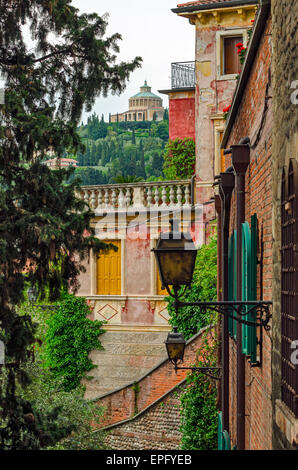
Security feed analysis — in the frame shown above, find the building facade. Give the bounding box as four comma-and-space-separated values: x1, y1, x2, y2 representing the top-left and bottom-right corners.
217, 0, 297, 450
110, 81, 165, 123
172, 0, 257, 205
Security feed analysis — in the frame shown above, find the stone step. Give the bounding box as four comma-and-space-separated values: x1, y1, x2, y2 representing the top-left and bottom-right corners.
89, 354, 163, 368
91, 342, 166, 356
84, 330, 168, 399
99, 331, 168, 345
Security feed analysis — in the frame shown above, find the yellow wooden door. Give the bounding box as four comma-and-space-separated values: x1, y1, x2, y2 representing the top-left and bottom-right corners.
157, 270, 173, 296
97, 240, 121, 295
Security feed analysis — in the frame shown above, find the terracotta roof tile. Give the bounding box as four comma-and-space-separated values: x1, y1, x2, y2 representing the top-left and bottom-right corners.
177, 0, 234, 8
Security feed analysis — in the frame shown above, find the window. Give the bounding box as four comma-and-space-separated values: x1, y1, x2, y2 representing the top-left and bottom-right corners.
222, 36, 242, 75
96, 240, 121, 295
216, 29, 246, 79
281, 160, 298, 417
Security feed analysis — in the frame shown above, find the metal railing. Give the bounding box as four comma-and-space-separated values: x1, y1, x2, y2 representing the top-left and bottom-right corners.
171, 61, 195, 89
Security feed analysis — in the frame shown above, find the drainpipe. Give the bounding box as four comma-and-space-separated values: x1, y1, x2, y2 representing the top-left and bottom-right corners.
219, 170, 235, 434
231, 144, 250, 450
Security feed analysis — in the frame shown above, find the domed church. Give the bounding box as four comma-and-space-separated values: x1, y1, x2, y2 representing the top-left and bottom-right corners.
110, 81, 165, 123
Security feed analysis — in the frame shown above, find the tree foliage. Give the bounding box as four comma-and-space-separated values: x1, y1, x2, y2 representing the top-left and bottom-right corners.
0, 0, 140, 449
163, 138, 195, 180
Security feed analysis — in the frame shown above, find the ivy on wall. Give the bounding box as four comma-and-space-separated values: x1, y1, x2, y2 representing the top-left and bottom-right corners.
163, 138, 195, 181
43, 293, 105, 391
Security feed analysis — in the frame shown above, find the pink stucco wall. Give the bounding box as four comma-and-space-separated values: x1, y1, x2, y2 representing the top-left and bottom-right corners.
195, 26, 238, 196
125, 225, 151, 296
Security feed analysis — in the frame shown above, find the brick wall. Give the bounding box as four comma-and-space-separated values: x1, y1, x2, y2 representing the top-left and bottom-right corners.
271, 0, 298, 449
225, 16, 273, 450
101, 383, 185, 450
93, 326, 213, 429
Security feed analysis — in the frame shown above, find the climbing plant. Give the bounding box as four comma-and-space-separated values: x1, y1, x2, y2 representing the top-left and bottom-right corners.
163, 138, 195, 180
43, 294, 105, 391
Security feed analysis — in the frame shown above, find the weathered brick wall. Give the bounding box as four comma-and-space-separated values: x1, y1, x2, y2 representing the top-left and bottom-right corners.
225, 16, 273, 450
271, 0, 298, 450
93, 326, 213, 429
102, 383, 185, 450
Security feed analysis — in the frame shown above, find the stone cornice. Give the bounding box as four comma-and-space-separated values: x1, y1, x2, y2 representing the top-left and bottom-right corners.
173, 3, 257, 27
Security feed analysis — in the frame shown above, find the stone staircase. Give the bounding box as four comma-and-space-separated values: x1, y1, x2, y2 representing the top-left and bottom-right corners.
83, 330, 169, 399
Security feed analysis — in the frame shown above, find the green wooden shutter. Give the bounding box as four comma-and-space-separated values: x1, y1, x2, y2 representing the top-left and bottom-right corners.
218, 412, 232, 450
233, 230, 237, 339
242, 222, 250, 354
241, 216, 257, 362
218, 412, 223, 450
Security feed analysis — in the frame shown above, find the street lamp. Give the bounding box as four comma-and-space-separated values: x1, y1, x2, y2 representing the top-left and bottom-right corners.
152, 219, 197, 297
154, 219, 272, 372
165, 326, 186, 368
164, 326, 221, 380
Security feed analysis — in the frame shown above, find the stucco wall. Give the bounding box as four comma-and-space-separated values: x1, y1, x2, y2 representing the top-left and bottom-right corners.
169, 94, 196, 141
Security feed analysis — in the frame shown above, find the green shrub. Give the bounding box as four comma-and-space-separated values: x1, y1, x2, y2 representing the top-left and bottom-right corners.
18, 362, 105, 450
43, 293, 105, 391
180, 369, 218, 450
163, 138, 195, 180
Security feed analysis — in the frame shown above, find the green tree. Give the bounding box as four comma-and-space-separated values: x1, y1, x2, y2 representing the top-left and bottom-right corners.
0, 0, 141, 450
156, 120, 169, 141
163, 138, 195, 180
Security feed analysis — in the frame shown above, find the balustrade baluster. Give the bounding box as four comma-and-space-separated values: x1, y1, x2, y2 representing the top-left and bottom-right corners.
147, 186, 152, 207
177, 185, 182, 207
184, 184, 190, 206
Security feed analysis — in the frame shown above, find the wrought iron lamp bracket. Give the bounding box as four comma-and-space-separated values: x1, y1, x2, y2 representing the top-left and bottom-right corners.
167, 291, 272, 331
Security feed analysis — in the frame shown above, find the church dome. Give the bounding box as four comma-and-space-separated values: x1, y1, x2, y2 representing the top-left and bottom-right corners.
130, 81, 162, 100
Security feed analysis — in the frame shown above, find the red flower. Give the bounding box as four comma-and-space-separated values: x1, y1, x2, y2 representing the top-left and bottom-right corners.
251, 19, 255, 23
223, 105, 231, 113
235, 42, 243, 48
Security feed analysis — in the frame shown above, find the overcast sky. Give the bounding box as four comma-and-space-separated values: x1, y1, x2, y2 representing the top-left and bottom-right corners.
71, 0, 195, 123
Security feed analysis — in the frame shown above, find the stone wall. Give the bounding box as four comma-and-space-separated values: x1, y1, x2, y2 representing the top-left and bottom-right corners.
271, 0, 298, 450
101, 382, 185, 450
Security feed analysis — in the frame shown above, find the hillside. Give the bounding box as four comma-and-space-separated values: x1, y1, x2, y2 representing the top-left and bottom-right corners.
68, 113, 169, 185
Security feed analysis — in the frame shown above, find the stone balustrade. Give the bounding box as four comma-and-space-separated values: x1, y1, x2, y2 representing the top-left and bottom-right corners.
77, 179, 193, 212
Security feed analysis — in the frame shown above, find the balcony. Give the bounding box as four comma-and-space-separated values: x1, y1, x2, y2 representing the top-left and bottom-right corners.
77, 179, 193, 214
171, 62, 195, 89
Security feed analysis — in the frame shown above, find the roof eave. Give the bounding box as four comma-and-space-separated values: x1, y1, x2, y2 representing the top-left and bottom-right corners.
172, 0, 259, 15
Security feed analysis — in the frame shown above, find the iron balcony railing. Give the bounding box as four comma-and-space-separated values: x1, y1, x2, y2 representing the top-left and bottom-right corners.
171, 61, 195, 89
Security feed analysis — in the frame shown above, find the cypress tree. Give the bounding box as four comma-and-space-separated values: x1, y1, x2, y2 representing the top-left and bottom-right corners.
0, 0, 141, 449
